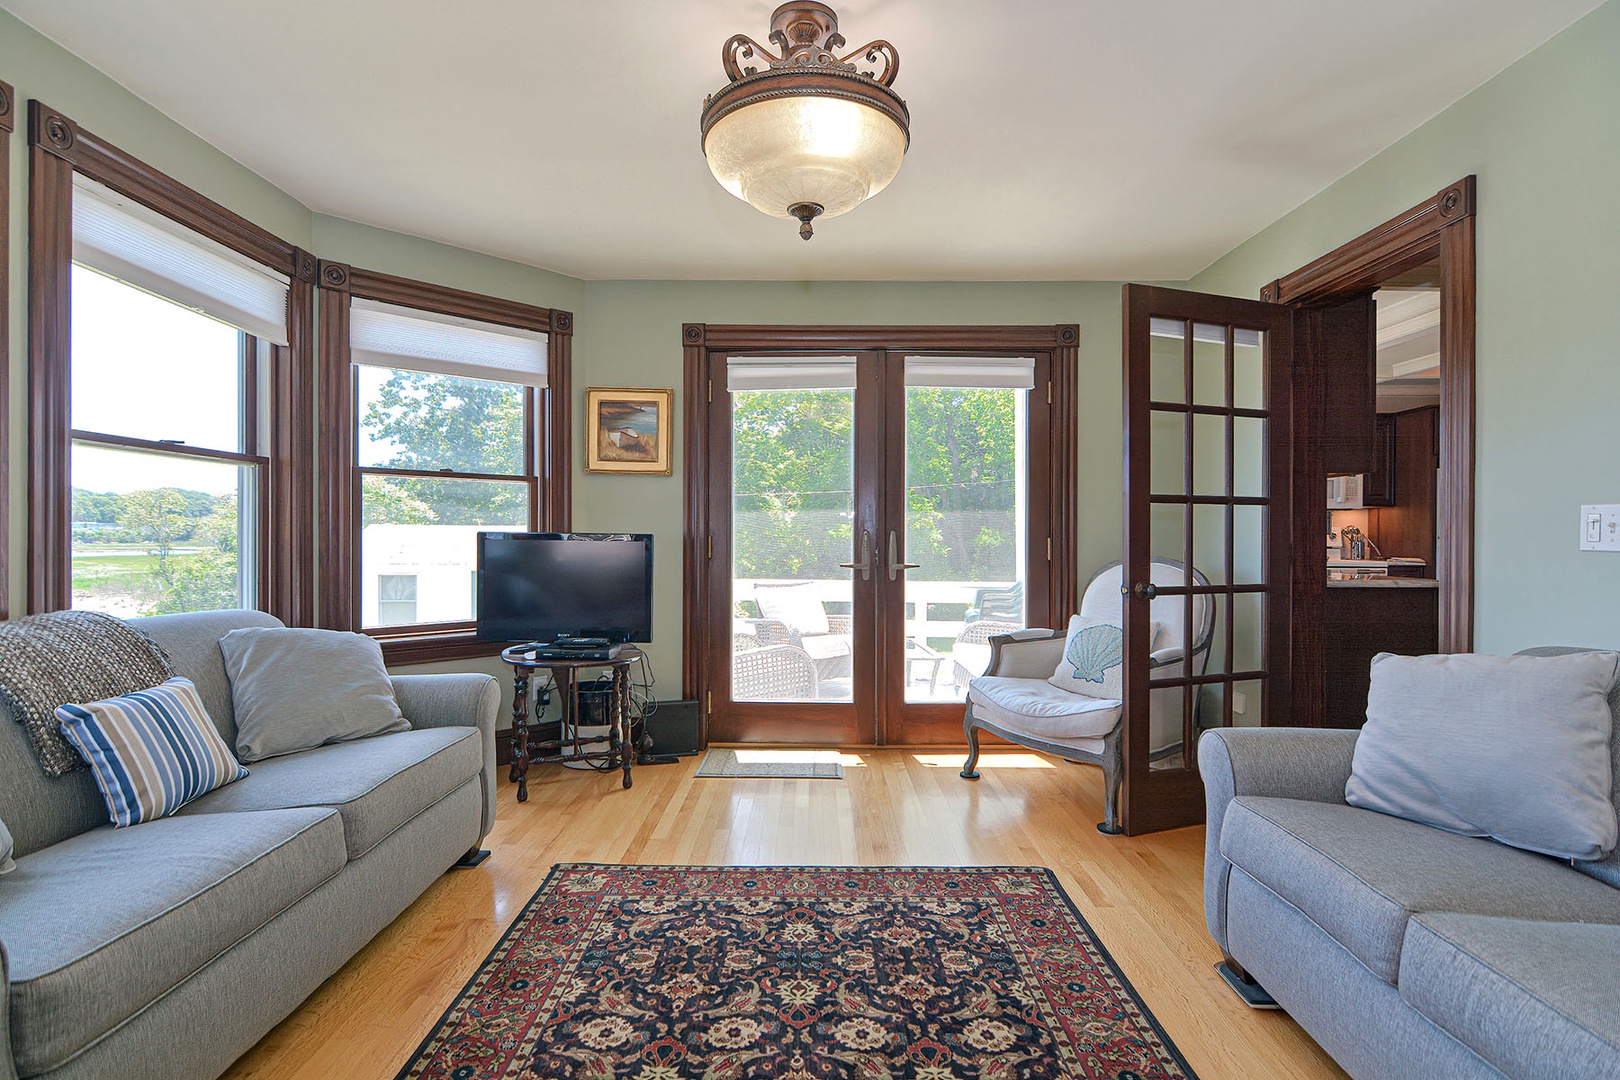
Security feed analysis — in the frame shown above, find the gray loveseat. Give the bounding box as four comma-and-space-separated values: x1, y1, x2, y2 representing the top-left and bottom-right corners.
1200, 651, 1620, 1080
0, 609, 500, 1080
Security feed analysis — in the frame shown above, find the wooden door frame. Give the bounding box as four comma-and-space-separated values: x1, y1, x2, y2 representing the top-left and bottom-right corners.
682, 323, 1079, 745
1262, 175, 1476, 654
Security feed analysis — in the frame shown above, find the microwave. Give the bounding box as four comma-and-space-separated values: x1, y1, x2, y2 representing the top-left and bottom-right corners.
1327, 475, 1365, 509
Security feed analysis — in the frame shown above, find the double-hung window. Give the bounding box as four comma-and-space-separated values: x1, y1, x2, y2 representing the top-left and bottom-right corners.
320, 267, 572, 660
66, 177, 283, 617
28, 103, 313, 620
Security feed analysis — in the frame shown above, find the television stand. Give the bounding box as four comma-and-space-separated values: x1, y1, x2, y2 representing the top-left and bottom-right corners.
502, 644, 644, 799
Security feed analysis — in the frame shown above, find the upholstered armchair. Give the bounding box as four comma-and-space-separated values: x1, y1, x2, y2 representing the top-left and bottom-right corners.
960, 559, 1213, 834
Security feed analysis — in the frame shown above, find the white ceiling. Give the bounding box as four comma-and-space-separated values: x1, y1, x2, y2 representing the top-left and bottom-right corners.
3, 1, 1602, 281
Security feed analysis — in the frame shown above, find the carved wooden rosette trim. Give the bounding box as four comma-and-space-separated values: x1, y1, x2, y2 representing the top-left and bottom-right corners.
683, 324, 707, 346
551, 310, 574, 335
292, 248, 319, 284
29, 102, 79, 158
318, 260, 351, 292
0, 78, 14, 134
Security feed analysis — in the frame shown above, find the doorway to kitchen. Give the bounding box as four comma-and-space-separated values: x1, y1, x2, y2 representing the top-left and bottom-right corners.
682, 324, 1078, 746
1266, 175, 1476, 726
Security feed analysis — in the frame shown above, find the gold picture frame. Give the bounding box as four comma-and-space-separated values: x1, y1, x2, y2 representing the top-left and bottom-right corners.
584, 387, 674, 475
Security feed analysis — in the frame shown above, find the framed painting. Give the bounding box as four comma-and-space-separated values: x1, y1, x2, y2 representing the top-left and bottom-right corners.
584, 387, 674, 475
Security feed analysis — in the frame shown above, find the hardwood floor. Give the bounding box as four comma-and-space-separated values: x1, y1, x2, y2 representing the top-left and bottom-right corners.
222, 749, 1346, 1080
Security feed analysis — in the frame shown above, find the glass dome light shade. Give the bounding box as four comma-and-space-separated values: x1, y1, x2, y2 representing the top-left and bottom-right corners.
703, 94, 907, 221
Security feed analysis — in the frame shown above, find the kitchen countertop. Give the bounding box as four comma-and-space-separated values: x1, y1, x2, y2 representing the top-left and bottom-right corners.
1326, 578, 1439, 589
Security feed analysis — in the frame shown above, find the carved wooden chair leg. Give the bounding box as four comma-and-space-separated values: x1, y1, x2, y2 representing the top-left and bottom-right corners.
1096, 726, 1124, 835
960, 708, 982, 780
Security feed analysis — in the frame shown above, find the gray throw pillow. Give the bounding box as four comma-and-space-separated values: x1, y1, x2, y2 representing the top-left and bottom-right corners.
219, 628, 409, 763
0, 814, 14, 874
1346, 651, 1620, 861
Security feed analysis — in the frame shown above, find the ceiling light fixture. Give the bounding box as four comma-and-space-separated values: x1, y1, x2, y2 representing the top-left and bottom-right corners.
700, 3, 909, 240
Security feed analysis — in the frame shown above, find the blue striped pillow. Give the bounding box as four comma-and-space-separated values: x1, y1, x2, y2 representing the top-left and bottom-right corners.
56, 677, 247, 827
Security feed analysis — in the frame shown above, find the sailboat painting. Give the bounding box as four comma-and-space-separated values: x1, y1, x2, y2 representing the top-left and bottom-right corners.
585, 387, 673, 474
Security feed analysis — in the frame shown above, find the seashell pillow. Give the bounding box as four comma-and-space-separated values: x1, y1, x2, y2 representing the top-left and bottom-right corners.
1048, 614, 1162, 702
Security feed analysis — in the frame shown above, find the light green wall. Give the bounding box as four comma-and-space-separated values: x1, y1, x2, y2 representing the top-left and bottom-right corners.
571, 280, 1132, 678
1191, 0, 1620, 653
311, 215, 583, 312
0, 11, 582, 634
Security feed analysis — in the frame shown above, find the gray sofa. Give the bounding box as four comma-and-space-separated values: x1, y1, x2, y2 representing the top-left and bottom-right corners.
0, 609, 500, 1080
1200, 658, 1620, 1080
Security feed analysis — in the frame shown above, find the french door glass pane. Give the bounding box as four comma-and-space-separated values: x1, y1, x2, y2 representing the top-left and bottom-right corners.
903, 384, 1028, 703
731, 388, 855, 703
359, 475, 527, 628
71, 443, 253, 617
70, 264, 243, 452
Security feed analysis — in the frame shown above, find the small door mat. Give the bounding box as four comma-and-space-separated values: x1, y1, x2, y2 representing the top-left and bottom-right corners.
695, 747, 844, 779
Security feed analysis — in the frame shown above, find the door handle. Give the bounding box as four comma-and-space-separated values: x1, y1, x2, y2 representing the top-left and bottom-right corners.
839, 529, 872, 581
888, 530, 920, 581
1128, 581, 1158, 601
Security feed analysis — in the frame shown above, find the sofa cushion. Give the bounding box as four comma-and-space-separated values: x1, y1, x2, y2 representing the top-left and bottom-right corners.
177, 726, 482, 859
1400, 914, 1620, 1080
219, 627, 410, 763
0, 807, 344, 1076
1347, 651, 1620, 861
1220, 796, 1620, 985
55, 676, 247, 826
0, 812, 13, 873
969, 675, 1122, 742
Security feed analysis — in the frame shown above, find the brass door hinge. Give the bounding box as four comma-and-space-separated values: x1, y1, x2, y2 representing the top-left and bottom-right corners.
1046, 536, 1052, 561
706, 536, 712, 559
708, 379, 712, 403
1047, 381, 1053, 404
705, 691, 712, 714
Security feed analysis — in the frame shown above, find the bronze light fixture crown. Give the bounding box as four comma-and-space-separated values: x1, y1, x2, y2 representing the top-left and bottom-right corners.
700, 3, 910, 240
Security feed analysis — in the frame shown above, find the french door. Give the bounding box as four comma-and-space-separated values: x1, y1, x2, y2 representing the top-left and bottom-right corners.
684, 325, 1078, 746
1118, 286, 1296, 834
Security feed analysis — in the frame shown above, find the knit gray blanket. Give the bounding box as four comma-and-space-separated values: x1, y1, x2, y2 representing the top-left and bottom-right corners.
0, 610, 173, 776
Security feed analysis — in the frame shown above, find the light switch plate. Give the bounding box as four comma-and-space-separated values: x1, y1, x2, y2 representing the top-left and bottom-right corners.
1579, 504, 1620, 551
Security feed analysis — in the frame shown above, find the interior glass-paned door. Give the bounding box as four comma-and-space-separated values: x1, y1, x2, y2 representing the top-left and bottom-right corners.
1122, 285, 1293, 835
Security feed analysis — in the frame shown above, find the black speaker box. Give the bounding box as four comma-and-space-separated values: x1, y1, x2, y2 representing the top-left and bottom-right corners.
644, 699, 702, 756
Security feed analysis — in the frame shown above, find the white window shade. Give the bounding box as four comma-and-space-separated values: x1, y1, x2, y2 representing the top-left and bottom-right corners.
904, 356, 1035, 389
349, 298, 549, 388
727, 357, 858, 392
71, 175, 291, 346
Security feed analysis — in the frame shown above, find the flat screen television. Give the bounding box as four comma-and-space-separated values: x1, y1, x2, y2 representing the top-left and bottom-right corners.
476, 532, 653, 644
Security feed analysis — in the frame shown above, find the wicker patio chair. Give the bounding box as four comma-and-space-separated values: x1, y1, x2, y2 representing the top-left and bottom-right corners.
731, 644, 821, 701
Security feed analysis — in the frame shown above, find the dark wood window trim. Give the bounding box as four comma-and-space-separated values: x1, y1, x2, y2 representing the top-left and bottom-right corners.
25, 100, 316, 619
0, 77, 14, 621
680, 323, 1080, 708
316, 261, 573, 665
1262, 175, 1475, 652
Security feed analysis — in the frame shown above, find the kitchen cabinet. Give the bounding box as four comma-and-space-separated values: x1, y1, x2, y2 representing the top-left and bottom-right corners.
1361, 414, 1396, 507
1369, 406, 1439, 568
1312, 295, 1379, 477
1323, 581, 1439, 728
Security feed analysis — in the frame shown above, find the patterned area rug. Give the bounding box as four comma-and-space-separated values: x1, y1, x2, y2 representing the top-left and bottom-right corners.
397, 864, 1198, 1079
695, 748, 844, 779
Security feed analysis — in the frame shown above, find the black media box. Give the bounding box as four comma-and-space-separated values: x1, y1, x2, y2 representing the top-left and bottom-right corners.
644, 699, 702, 756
